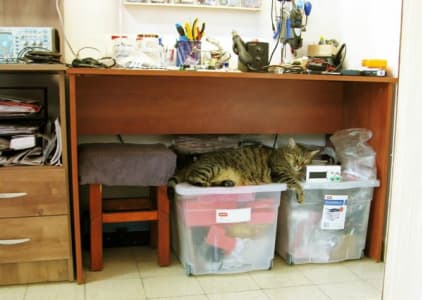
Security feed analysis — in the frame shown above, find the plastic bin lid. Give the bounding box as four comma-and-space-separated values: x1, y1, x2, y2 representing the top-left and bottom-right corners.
301, 179, 380, 190
175, 183, 287, 195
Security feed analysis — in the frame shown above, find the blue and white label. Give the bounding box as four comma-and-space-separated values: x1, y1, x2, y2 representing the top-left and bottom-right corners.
320, 195, 348, 230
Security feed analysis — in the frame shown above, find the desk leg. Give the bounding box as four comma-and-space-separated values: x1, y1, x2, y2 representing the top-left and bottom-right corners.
157, 186, 171, 266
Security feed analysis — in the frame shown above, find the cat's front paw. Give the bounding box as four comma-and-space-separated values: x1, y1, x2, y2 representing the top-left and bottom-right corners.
296, 190, 305, 204
222, 180, 235, 187
188, 177, 210, 187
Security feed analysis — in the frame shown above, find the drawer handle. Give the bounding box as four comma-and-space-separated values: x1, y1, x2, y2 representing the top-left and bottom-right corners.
0, 238, 31, 245
0, 192, 27, 199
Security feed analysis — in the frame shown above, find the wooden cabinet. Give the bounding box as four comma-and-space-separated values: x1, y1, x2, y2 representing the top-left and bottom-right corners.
0, 65, 73, 285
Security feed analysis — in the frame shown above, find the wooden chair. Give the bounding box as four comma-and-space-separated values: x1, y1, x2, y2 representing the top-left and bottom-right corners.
78, 143, 177, 271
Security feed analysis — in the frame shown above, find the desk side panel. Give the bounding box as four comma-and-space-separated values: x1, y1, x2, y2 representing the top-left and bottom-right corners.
75, 75, 344, 135
343, 82, 395, 261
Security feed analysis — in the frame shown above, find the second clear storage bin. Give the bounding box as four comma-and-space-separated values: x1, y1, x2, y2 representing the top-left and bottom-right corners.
173, 183, 286, 275
276, 179, 379, 264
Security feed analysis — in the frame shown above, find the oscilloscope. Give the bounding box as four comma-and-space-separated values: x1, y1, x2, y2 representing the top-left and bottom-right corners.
0, 27, 59, 63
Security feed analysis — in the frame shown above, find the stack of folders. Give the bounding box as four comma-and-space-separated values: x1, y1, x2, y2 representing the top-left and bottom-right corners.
0, 95, 62, 166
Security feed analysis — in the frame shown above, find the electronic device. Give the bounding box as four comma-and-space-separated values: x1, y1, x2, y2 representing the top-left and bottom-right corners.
232, 31, 268, 72
306, 165, 341, 183
307, 43, 346, 72
0, 27, 59, 63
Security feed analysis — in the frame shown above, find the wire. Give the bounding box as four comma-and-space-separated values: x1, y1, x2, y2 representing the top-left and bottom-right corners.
267, 64, 305, 74
55, 0, 77, 58
272, 134, 279, 149
271, 0, 275, 32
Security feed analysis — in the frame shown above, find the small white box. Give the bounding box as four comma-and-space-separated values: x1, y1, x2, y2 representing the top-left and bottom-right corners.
306, 165, 341, 183
173, 183, 286, 275
276, 179, 379, 264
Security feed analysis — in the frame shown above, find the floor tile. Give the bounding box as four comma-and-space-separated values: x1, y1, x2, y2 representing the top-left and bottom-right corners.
250, 263, 311, 289
137, 259, 186, 278
343, 258, 385, 280
85, 259, 140, 282
153, 296, 208, 300
1, 246, 385, 300
142, 275, 204, 298
103, 246, 149, 261
25, 282, 84, 300
366, 278, 384, 292
85, 278, 145, 300
263, 285, 330, 300
0, 284, 27, 300
207, 290, 271, 300
318, 280, 382, 300
296, 263, 361, 284
197, 273, 260, 294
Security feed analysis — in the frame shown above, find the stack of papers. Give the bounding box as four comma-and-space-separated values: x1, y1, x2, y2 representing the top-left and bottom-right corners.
0, 118, 62, 166
0, 95, 41, 117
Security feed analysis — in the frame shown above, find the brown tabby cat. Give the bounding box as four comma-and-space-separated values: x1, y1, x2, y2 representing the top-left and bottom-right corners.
169, 138, 319, 203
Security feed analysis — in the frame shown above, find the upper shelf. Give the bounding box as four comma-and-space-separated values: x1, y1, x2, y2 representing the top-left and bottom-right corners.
0, 64, 67, 73
123, 1, 262, 11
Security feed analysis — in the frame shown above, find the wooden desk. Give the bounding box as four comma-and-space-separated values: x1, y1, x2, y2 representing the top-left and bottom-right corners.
68, 68, 397, 283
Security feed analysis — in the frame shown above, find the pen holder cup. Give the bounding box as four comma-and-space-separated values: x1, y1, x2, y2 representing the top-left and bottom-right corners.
176, 41, 201, 66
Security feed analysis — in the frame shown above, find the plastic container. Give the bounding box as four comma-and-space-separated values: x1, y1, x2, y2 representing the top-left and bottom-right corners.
173, 183, 286, 275
133, 34, 164, 68
276, 179, 379, 264
241, 0, 262, 8
175, 40, 201, 66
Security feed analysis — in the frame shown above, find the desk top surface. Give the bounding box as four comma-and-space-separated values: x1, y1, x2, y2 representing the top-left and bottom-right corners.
67, 67, 398, 84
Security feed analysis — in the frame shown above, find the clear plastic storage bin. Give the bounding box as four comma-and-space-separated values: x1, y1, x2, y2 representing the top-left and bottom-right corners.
276, 180, 379, 264
173, 183, 286, 275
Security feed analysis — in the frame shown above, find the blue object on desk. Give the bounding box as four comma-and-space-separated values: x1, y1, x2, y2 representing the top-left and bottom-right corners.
176, 40, 201, 67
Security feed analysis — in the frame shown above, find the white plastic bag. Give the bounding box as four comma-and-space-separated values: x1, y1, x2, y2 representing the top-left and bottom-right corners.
330, 128, 376, 180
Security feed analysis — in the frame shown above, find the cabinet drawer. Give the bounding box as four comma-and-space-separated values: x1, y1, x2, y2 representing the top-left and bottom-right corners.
0, 167, 68, 217
0, 215, 71, 264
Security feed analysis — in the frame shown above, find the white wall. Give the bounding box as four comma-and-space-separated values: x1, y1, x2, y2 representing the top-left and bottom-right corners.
63, 0, 402, 75
383, 0, 422, 298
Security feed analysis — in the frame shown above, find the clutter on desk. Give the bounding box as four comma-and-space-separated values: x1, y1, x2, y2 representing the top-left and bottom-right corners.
232, 31, 269, 72
175, 18, 205, 67
271, 0, 312, 62
111, 33, 165, 69
306, 38, 346, 73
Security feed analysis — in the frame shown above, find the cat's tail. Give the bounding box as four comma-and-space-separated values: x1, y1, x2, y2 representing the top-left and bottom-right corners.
167, 174, 181, 201
167, 175, 179, 189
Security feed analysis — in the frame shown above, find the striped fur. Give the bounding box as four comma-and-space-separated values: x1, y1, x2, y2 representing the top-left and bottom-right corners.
169, 138, 319, 203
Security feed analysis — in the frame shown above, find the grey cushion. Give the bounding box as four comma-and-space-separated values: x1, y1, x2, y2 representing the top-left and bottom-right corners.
78, 143, 177, 186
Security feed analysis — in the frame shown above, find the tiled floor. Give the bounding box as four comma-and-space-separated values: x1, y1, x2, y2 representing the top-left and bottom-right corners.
0, 246, 384, 300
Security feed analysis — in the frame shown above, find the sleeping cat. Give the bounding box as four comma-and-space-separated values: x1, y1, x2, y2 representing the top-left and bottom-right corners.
168, 137, 319, 203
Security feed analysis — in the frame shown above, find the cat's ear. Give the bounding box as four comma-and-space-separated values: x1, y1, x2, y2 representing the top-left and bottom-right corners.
309, 149, 320, 159
287, 137, 296, 149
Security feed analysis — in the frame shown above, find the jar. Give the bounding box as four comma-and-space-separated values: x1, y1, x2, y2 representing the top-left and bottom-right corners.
111, 35, 133, 58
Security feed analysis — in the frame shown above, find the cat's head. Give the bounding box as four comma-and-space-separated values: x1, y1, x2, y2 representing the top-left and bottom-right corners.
274, 138, 320, 173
